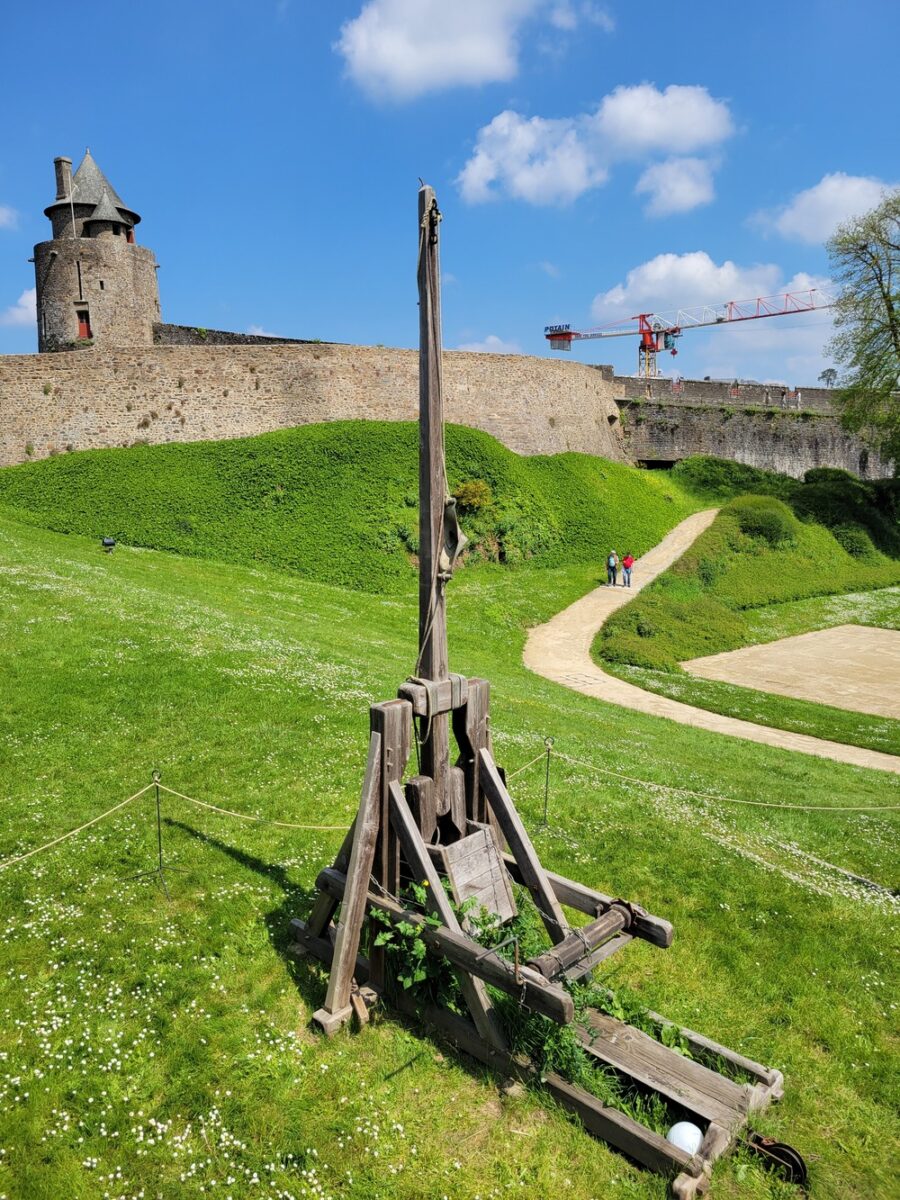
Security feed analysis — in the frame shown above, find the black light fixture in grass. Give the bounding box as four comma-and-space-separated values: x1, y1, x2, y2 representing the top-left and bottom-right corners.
102, 537, 116, 553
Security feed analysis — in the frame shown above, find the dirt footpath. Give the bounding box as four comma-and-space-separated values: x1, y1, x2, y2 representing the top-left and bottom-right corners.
523, 510, 900, 775
684, 624, 900, 720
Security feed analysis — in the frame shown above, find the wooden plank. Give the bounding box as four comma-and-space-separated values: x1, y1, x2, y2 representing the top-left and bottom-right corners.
398, 676, 468, 717
388, 781, 507, 1050
580, 1010, 749, 1127
561, 934, 633, 981
313, 731, 382, 1033
405, 775, 437, 845
315, 865, 574, 1025
479, 748, 568, 944
644, 1010, 783, 1095
370, 698, 411, 902
305, 818, 357, 938
441, 827, 516, 925
452, 677, 492, 826
542, 1072, 694, 1177
501, 852, 673, 949
387, 989, 691, 1178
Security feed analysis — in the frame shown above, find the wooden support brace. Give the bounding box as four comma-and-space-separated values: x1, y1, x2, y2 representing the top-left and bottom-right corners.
305, 818, 357, 940
314, 866, 574, 1025
388, 780, 507, 1051
478, 748, 568, 944
312, 730, 382, 1035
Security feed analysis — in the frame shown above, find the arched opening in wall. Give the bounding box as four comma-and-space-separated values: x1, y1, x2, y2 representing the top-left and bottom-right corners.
636, 458, 678, 471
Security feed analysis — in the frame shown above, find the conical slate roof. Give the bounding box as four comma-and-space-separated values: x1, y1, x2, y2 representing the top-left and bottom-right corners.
46, 149, 141, 225
84, 186, 133, 227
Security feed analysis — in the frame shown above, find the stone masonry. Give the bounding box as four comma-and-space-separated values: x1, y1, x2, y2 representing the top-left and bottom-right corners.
0, 343, 627, 467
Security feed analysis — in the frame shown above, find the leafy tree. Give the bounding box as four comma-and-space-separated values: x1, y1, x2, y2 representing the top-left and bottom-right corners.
818, 367, 838, 388
826, 190, 900, 467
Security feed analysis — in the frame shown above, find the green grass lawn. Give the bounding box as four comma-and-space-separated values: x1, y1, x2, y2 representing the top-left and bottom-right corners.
607, 588, 900, 756
1, 510, 898, 1200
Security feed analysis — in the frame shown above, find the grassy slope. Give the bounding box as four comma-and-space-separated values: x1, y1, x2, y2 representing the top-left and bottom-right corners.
0, 422, 697, 592
1, 510, 898, 1200
595, 486, 900, 754
611, 588, 900, 756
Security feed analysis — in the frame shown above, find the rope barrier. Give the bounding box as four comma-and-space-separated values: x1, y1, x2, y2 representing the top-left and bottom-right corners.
553, 750, 900, 813
505, 751, 547, 781
155, 784, 348, 831
0, 782, 155, 872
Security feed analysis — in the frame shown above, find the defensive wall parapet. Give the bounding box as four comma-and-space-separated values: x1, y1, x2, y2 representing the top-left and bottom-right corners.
611, 373, 836, 415
0, 342, 626, 468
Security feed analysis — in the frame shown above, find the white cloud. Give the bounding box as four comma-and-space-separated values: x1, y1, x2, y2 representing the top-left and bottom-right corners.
336, 0, 540, 100
457, 83, 733, 206
457, 334, 522, 354
458, 110, 608, 204
0, 288, 35, 327
538, 260, 561, 278
549, 2, 615, 32
247, 324, 281, 337
593, 84, 733, 156
0, 205, 18, 230
765, 172, 896, 244
635, 157, 715, 217
592, 254, 835, 383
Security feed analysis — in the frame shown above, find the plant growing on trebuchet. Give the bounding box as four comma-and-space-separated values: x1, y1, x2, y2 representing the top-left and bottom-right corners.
288, 184, 796, 1200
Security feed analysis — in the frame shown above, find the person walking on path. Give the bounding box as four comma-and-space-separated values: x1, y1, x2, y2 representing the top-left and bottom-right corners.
606, 551, 619, 587
622, 553, 635, 587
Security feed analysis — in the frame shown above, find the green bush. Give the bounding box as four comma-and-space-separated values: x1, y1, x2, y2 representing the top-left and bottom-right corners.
832, 524, 876, 558
672, 455, 797, 502
724, 495, 799, 546
453, 478, 493, 512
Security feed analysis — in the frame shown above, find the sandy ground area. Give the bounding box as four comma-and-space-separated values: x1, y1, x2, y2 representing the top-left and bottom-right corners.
683, 624, 900, 719
524, 510, 900, 775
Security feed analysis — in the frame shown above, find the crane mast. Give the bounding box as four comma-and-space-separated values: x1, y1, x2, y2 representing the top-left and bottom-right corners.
545, 287, 835, 378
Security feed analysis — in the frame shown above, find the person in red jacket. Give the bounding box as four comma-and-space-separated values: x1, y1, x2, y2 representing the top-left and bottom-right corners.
621, 553, 635, 587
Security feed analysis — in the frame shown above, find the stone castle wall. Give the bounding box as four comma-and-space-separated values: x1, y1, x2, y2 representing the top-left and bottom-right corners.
619, 400, 891, 479
0, 343, 626, 468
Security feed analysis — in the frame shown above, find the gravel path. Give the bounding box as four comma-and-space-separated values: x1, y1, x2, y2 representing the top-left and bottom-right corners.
523, 509, 900, 776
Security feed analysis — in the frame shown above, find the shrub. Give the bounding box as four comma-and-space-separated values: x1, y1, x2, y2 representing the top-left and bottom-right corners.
453, 478, 493, 513
725, 495, 799, 546
833, 524, 876, 558
672, 455, 797, 502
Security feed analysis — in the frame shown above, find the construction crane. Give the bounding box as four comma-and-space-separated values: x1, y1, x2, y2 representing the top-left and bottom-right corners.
544, 287, 836, 378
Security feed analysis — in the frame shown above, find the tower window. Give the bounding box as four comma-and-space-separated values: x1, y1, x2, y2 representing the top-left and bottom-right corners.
77, 311, 92, 339
99, 280, 105, 290
113, 224, 121, 236
126, 228, 135, 244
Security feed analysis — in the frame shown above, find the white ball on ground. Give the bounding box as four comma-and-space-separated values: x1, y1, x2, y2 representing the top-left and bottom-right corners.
666, 1121, 704, 1155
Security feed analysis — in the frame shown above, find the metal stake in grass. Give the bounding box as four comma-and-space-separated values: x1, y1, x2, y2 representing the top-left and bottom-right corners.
541, 736, 555, 827
130, 769, 184, 898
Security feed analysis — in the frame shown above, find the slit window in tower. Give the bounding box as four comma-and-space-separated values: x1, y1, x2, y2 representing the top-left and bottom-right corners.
126, 228, 135, 244
77, 311, 92, 339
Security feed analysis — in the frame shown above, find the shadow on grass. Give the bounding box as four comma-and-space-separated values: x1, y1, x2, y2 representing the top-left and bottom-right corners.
164, 817, 326, 1012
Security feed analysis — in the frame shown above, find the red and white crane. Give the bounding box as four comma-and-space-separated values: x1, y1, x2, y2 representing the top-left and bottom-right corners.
544, 287, 835, 378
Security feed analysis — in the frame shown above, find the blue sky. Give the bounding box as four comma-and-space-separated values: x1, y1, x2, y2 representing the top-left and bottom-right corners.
2, 0, 897, 384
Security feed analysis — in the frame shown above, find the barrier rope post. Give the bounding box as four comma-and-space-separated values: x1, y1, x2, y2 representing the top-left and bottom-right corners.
541, 736, 555, 828
130, 770, 184, 898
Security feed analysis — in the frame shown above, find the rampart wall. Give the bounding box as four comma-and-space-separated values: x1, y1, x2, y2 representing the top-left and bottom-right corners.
0, 343, 626, 468
618, 400, 891, 479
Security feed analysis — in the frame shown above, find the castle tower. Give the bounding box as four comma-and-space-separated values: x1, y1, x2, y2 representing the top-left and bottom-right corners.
33, 150, 162, 352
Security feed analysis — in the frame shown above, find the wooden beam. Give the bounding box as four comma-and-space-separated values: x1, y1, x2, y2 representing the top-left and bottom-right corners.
452, 677, 492, 826
479, 748, 568, 944
315, 866, 574, 1025
388, 781, 507, 1050
416, 184, 451, 810
501, 852, 673, 950
386, 992, 694, 1178
312, 730, 382, 1035
305, 817, 357, 939
561, 934, 633, 981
